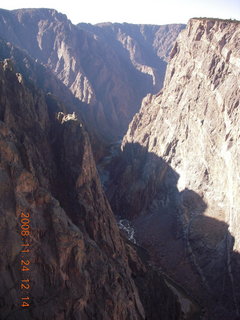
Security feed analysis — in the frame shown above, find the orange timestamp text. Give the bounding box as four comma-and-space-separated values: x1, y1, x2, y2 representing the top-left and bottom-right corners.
19, 211, 31, 308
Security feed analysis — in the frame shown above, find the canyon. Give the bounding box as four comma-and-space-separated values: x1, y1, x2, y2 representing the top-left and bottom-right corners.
0, 57, 181, 319
0, 8, 185, 320
0, 7, 239, 320
108, 18, 240, 320
0, 8, 184, 145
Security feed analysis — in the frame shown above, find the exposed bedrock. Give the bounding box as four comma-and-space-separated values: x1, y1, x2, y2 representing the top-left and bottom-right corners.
107, 19, 240, 320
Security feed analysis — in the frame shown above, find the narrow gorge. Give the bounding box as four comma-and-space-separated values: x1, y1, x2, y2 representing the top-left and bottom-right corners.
0, 55, 181, 320
0, 7, 239, 320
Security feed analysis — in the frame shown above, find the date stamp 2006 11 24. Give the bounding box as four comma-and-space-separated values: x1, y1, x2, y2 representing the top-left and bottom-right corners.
19, 212, 31, 308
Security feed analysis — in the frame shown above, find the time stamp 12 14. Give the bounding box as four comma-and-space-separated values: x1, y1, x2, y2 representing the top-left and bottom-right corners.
19, 212, 31, 308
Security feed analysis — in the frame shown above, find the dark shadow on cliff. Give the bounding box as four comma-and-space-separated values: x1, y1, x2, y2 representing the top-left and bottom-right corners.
104, 142, 240, 320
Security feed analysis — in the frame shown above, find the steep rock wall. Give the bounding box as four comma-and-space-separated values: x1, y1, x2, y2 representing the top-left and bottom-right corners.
123, 18, 240, 251
78, 22, 185, 91
0, 59, 181, 319
110, 19, 240, 319
0, 8, 184, 142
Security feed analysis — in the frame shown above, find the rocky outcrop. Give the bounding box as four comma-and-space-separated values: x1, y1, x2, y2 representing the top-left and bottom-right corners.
109, 19, 240, 319
0, 8, 184, 142
0, 59, 182, 319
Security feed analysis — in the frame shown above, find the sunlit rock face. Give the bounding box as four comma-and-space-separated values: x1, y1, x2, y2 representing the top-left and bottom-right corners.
124, 18, 240, 251
110, 19, 240, 319
0, 8, 184, 142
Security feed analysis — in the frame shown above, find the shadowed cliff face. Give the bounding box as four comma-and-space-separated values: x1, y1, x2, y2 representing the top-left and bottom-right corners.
0, 59, 183, 319
107, 18, 240, 319
107, 142, 240, 319
0, 8, 184, 142
121, 17, 240, 250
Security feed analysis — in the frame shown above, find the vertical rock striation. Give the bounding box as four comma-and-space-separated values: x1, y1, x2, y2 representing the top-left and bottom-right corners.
77, 22, 185, 91
110, 19, 240, 319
